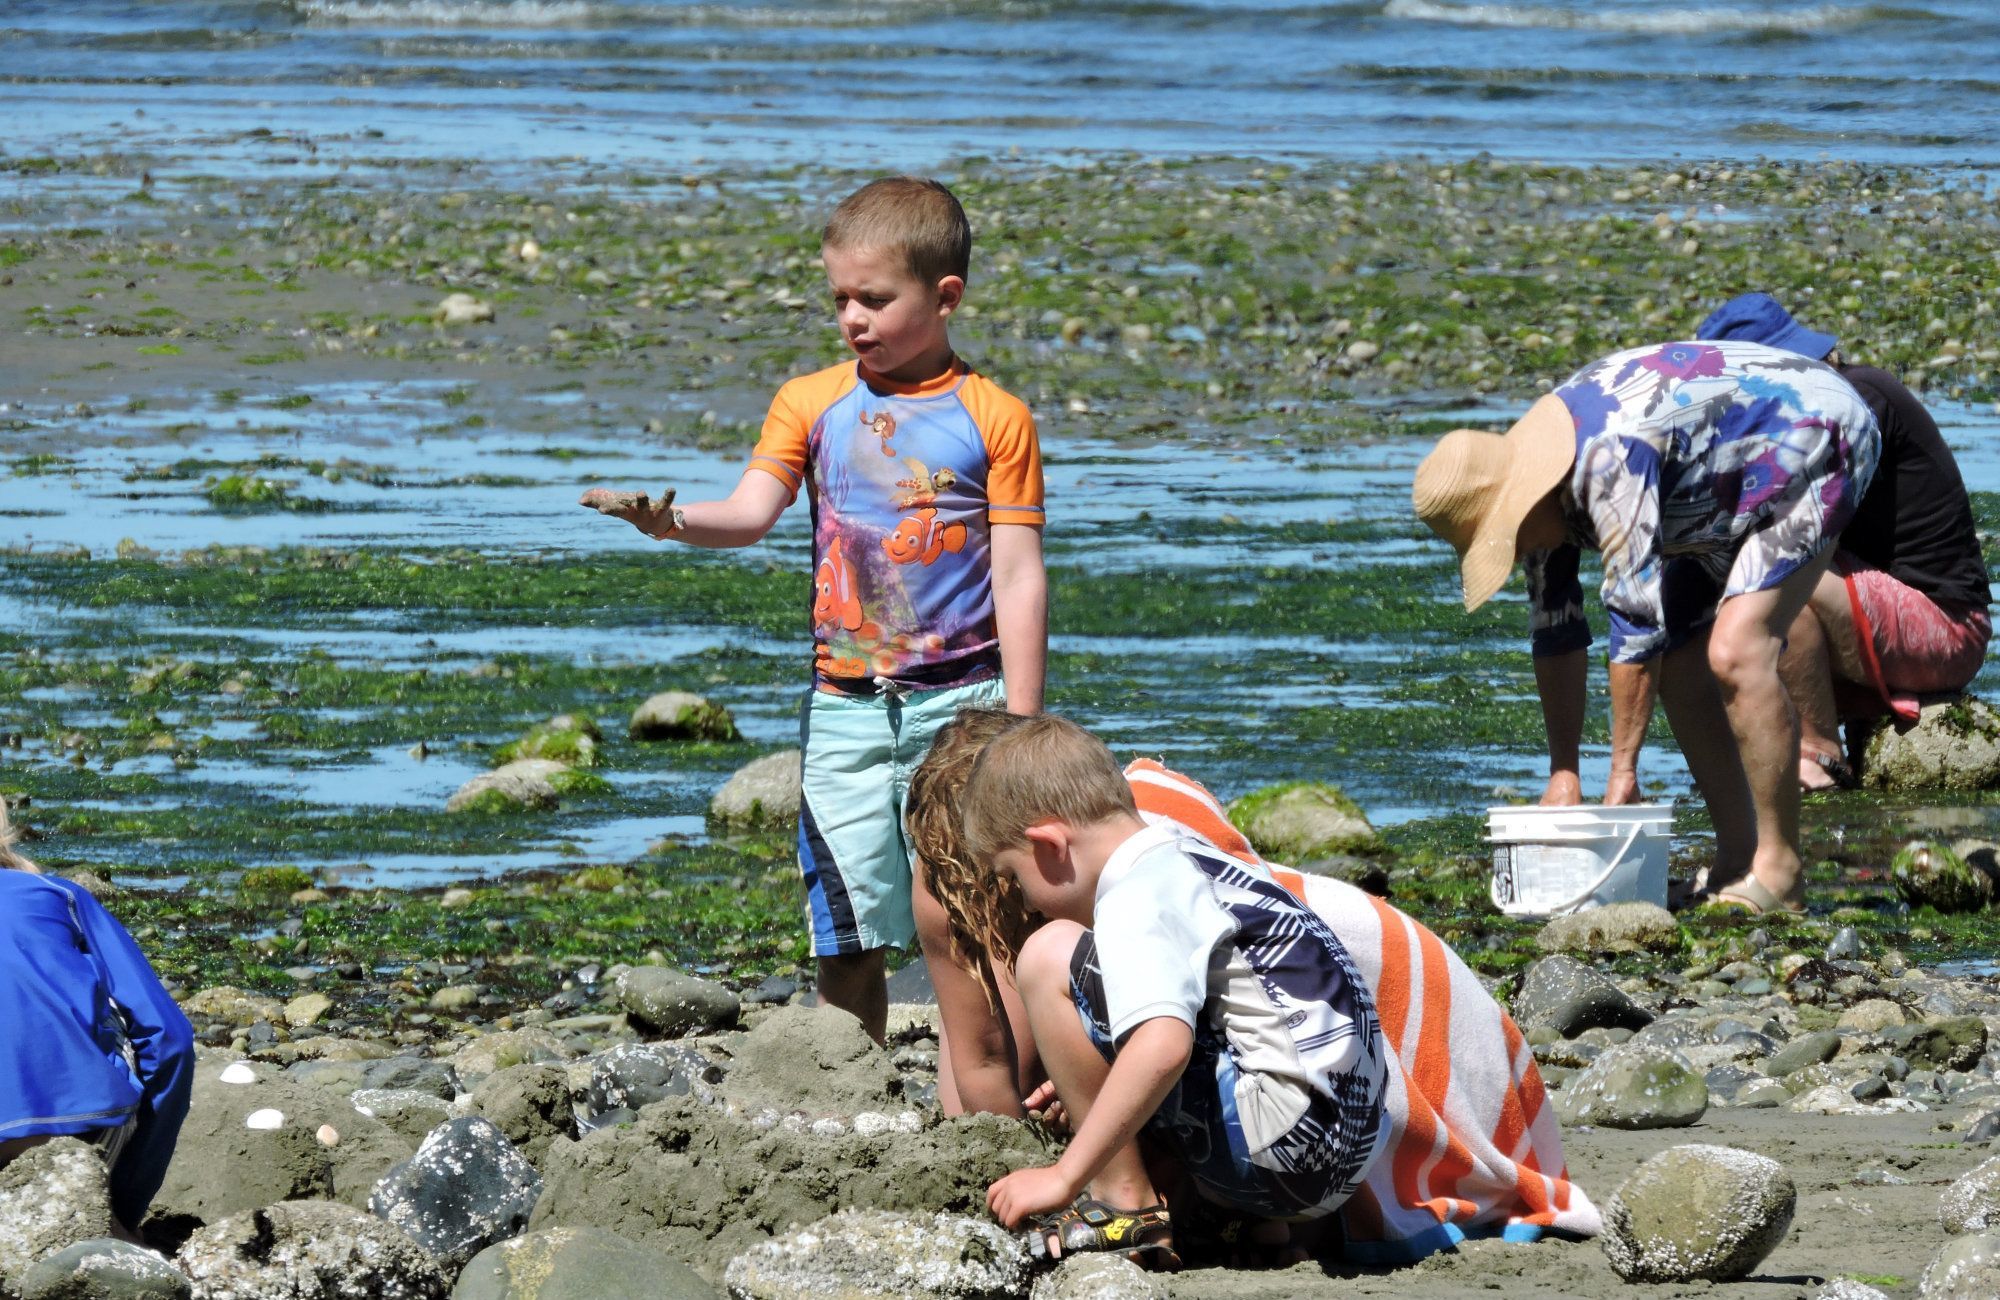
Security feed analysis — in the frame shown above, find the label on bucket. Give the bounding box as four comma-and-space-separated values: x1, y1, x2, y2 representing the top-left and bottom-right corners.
1494, 842, 1621, 910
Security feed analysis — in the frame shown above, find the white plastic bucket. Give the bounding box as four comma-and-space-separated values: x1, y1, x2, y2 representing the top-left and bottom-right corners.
1486, 803, 1674, 918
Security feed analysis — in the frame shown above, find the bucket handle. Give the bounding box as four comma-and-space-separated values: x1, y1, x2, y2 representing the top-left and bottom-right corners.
1489, 820, 1649, 917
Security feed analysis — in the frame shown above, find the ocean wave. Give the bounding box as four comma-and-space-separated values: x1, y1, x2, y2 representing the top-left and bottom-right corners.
1380, 0, 1932, 36
293, 0, 905, 27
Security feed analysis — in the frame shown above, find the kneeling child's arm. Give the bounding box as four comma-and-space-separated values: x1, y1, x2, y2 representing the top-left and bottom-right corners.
986, 1016, 1192, 1226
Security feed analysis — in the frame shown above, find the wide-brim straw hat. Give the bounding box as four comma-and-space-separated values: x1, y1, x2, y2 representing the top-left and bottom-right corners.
1411, 393, 1577, 612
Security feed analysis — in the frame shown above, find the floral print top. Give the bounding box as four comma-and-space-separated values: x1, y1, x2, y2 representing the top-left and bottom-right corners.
1524, 340, 1880, 664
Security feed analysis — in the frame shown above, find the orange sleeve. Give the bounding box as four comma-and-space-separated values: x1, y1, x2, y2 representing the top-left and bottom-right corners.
747, 365, 854, 502
963, 375, 1045, 526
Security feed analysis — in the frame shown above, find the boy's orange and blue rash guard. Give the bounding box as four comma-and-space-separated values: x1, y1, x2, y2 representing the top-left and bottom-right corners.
748, 358, 1044, 690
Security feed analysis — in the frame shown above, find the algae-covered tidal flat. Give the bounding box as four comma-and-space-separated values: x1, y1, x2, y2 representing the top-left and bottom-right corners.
4, 154, 2000, 1004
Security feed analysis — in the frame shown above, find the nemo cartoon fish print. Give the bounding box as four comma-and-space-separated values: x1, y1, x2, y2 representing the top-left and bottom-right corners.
862, 409, 898, 457
813, 538, 880, 643
882, 508, 967, 567
892, 458, 959, 509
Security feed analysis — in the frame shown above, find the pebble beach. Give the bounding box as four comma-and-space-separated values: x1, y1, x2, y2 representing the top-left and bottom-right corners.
7, 1, 2000, 1297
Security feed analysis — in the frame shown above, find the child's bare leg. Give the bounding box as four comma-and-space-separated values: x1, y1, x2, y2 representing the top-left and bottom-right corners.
915, 870, 1022, 1117
817, 948, 888, 1044
1016, 921, 1159, 1216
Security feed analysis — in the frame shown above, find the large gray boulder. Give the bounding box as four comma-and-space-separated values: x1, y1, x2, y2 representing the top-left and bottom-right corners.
614, 966, 740, 1038
451, 1227, 718, 1300
629, 692, 738, 742
1536, 902, 1681, 955
1601, 1144, 1795, 1283
1942, 1153, 2000, 1234
1922, 1233, 2000, 1298
18, 1239, 189, 1300
722, 1210, 1029, 1300
1555, 1042, 1708, 1130
1512, 954, 1653, 1037
177, 1201, 447, 1300
1226, 781, 1377, 858
0, 1140, 116, 1293
1861, 695, 2000, 791
708, 751, 801, 832
370, 1117, 544, 1270
151, 1064, 411, 1228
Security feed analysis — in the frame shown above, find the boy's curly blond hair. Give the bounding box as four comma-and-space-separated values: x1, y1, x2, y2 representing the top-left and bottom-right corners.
906, 707, 1035, 987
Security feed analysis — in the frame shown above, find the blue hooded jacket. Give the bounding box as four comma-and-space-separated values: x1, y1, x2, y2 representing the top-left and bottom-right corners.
0, 870, 194, 1227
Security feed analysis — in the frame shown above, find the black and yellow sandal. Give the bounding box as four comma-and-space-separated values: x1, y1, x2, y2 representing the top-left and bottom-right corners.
1030, 1197, 1179, 1269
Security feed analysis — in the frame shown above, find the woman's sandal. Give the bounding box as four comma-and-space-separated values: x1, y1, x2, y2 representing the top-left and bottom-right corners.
1030, 1198, 1179, 1270
1705, 875, 1805, 916
1801, 746, 1858, 792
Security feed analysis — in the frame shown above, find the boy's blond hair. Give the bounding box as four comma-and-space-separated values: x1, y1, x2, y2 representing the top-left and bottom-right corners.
906, 707, 1033, 985
960, 715, 1136, 870
823, 177, 972, 285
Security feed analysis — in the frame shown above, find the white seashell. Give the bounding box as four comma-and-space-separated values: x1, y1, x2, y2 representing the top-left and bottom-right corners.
245, 1108, 285, 1131
316, 1124, 340, 1147
218, 1062, 258, 1085
518, 238, 541, 262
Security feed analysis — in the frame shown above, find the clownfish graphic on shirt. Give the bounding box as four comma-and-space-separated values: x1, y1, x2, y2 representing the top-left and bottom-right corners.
746, 359, 1043, 688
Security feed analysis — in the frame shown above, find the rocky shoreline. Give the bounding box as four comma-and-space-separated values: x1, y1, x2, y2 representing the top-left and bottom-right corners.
8, 893, 2000, 1298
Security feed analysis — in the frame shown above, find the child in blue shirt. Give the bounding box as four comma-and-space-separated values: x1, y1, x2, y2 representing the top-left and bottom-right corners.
0, 802, 194, 1234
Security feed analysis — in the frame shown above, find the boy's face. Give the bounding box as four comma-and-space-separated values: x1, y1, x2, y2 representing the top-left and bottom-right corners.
993, 825, 1091, 924
822, 243, 961, 382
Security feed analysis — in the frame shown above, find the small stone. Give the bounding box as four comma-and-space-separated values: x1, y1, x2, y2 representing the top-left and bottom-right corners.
1763, 1030, 1843, 1077
1555, 1042, 1708, 1130
1030, 1252, 1168, 1300
431, 984, 483, 1012
1839, 998, 1912, 1033
614, 965, 740, 1037
453, 1227, 719, 1300
446, 760, 574, 814
1600, 1143, 1795, 1283
723, 1209, 1028, 1300
285, 992, 334, 1028
18, 1238, 189, 1300
1536, 902, 1681, 955
1891, 840, 1992, 914
1513, 954, 1653, 1037
434, 292, 495, 325
1827, 926, 1863, 961
1967, 1110, 2000, 1144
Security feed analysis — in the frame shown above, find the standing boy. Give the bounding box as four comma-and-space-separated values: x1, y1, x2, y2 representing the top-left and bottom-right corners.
962, 716, 1386, 1262
584, 177, 1046, 1041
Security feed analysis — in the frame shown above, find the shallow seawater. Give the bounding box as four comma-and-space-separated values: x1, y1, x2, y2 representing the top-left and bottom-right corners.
5, 375, 1999, 890
4, 0, 1999, 174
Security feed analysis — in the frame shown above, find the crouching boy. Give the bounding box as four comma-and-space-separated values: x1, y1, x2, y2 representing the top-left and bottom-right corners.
965, 717, 1387, 1264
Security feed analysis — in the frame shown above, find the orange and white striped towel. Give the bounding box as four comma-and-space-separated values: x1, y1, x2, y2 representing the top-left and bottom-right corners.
1125, 759, 1601, 1261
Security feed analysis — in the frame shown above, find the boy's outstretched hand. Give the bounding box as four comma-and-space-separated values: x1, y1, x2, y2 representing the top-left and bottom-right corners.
988, 1163, 1079, 1229
580, 486, 677, 538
